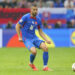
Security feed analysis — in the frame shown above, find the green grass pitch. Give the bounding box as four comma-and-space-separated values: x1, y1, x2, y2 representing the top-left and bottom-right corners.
0, 48, 75, 75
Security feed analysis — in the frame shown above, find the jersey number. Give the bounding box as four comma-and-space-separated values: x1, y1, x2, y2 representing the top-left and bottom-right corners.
30, 25, 33, 30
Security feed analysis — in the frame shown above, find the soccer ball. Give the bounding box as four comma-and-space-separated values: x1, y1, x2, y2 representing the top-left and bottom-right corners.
72, 63, 75, 71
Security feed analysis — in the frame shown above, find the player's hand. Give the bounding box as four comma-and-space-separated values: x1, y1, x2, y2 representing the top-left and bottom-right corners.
19, 37, 23, 42
46, 40, 51, 44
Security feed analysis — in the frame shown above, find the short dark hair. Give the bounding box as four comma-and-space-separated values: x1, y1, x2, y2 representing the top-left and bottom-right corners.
31, 4, 37, 7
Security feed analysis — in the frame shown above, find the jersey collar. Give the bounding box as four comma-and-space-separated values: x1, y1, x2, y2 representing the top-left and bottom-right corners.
30, 16, 36, 20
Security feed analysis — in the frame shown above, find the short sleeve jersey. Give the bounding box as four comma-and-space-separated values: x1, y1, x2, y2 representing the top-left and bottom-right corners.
18, 13, 42, 39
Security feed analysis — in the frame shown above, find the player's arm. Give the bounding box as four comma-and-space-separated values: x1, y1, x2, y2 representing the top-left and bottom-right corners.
38, 17, 51, 44
16, 15, 27, 42
38, 29, 51, 44
15, 23, 22, 42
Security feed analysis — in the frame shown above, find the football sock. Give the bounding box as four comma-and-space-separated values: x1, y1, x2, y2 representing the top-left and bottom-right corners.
43, 52, 49, 67
30, 54, 36, 64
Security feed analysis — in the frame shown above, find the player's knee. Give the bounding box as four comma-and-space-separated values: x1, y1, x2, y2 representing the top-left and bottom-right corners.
40, 43, 48, 52
30, 47, 37, 55
31, 49, 37, 55
43, 46, 48, 52
32, 51, 37, 55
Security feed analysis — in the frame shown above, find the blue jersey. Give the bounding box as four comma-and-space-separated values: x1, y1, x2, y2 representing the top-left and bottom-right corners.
18, 13, 42, 39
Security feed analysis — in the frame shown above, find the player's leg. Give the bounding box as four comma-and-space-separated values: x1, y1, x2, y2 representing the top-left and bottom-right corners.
30, 47, 37, 64
40, 42, 52, 71
33, 39, 49, 70
29, 47, 38, 71
40, 42, 49, 69
23, 39, 36, 64
23, 39, 38, 71
33, 39, 48, 67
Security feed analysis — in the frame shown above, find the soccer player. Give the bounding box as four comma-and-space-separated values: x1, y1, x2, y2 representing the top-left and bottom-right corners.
16, 4, 51, 71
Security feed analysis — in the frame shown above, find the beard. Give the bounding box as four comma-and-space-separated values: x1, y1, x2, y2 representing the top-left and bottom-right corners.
32, 13, 37, 17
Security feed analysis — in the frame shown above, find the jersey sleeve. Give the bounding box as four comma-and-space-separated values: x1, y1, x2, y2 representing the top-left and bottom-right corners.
18, 15, 27, 26
37, 18, 43, 29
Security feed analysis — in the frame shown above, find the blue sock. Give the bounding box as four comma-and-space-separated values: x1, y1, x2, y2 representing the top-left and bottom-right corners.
43, 52, 49, 66
30, 54, 35, 64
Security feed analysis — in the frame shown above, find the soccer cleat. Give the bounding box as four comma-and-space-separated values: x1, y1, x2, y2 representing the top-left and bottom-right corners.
43, 67, 52, 71
29, 64, 38, 71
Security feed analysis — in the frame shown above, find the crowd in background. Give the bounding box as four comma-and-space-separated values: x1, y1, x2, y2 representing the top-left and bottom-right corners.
0, 0, 75, 8
0, 0, 75, 29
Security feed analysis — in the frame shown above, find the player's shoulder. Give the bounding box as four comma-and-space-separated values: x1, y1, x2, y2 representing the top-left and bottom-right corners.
36, 15, 41, 21
22, 13, 30, 18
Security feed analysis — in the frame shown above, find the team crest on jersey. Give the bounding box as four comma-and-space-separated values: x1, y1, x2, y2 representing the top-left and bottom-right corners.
20, 19, 23, 23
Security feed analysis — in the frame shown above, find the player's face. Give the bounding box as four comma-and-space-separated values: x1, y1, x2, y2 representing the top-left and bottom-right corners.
31, 6, 38, 17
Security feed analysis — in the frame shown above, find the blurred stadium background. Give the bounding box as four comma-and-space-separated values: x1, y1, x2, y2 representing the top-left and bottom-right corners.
0, 0, 75, 48
0, 0, 75, 75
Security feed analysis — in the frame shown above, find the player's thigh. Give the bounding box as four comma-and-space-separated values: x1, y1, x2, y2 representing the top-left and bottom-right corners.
40, 42, 48, 52
33, 39, 44, 49
23, 39, 37, 55
23, 39, 34, 50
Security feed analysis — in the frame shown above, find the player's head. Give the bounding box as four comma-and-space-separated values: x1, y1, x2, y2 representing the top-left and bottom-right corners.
31, 4, 38, 17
